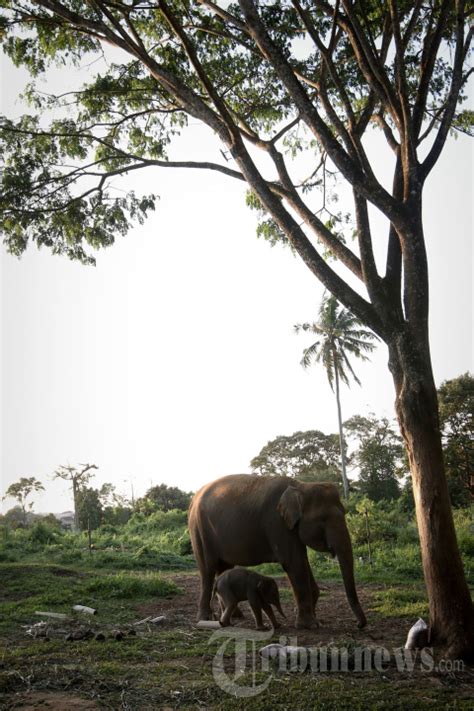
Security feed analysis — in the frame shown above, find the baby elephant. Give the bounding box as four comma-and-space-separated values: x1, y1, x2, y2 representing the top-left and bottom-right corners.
215, 568, 286, 630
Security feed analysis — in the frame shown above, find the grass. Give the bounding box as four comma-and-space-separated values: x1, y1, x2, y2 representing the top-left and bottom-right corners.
370, 587, 429, 619
1, 561, 473, 710
85, 571, 178, 598
0, 504, 472, 708
0, 564, 178, 634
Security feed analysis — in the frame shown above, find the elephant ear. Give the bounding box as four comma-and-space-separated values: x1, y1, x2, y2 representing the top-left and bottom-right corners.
278, 486, 303, 530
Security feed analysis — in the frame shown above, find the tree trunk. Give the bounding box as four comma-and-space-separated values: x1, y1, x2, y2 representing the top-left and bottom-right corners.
72, 479, 79, 533
334, 357, 350, 499
388, 330, 474, 660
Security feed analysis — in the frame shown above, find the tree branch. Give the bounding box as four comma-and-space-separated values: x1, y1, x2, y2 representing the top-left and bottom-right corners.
420, 1, 469, 181
315, 0, 402, 127
268, 147, 364, 279
238, 0, 406, 231
412, 0, 452, 140
353, 189, 383, 306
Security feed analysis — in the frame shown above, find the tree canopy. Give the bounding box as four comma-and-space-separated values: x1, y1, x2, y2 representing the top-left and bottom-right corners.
0, 0, 471, 328
295, 295, 378, 389
250, 428, 341, 479
137, 483, 193, 513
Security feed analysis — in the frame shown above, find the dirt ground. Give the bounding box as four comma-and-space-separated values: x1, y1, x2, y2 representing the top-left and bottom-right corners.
3, 573, 474, 710
136, 574, 407, 647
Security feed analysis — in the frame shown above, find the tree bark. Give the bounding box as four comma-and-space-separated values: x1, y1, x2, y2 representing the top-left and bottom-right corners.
388, 329, 474, 660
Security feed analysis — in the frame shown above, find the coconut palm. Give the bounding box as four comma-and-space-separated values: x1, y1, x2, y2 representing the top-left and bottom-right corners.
295, 295, 379, 498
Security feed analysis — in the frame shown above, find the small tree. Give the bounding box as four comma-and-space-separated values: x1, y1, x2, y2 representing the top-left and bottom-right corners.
438, 373, 473, 506
2, 477, 44, 525
99, 483, 133, 525
76, 487, 102, 531
295, 295, 378, 497
53, 464, 98, 532
345, 415, 406, 501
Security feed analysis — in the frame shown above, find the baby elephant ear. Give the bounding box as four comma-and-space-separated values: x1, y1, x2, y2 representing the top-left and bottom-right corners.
257, 577, 273, 596
277, 486, 303, 529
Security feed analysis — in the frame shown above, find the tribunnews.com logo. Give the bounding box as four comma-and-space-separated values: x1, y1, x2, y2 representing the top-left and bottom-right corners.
209, 629, 465, 699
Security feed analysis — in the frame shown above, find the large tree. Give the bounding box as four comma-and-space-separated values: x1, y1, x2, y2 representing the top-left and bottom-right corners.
295, 294, 378, 497
0, 0, 472, 656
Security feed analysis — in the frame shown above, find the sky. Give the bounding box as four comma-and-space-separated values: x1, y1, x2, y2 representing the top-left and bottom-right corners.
0, 43, 472, 514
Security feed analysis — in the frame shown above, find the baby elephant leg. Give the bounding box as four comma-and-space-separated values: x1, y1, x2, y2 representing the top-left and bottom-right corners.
219, 597, 239, 627
247, 588, 267, 630
262, 602, 280, 629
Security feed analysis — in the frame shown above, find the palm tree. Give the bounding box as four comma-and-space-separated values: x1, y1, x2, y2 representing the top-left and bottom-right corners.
295, 295, 378, 498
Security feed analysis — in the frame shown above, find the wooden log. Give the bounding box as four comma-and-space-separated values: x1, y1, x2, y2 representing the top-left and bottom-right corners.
35, 611, 68, 620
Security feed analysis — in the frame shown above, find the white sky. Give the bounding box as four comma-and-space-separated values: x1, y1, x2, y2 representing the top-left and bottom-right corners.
0, 47, 472, 514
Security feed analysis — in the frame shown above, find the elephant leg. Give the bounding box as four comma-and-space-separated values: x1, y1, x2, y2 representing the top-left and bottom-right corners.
282, 560, 317, 629
306, 559, 320, 614
197, 565, 217, 621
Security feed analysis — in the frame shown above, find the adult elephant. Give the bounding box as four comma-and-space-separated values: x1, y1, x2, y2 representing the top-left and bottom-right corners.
188, 474, 366, 629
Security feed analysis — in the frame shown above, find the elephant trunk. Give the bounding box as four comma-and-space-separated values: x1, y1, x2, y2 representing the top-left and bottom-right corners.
329, 520, 367, 629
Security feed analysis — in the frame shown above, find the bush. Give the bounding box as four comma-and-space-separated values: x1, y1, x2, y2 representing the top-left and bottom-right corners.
28, 522, 60, 545
454, 506, 474, 557
58, 550, 84, 564
126, 509, 188, 534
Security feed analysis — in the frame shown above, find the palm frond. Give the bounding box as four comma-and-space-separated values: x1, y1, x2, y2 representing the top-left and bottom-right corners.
295, 293, 378, 391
